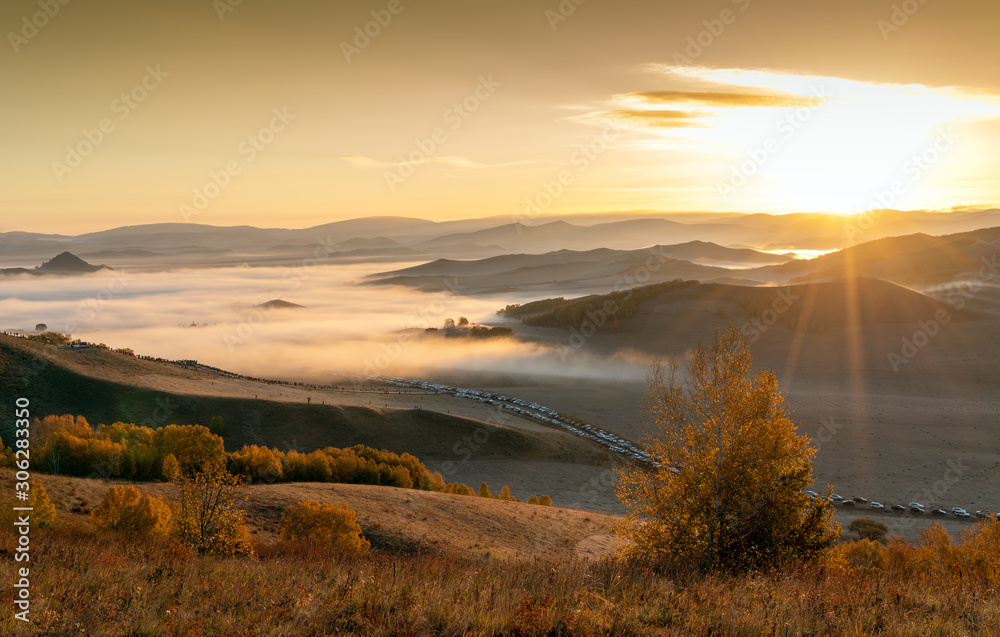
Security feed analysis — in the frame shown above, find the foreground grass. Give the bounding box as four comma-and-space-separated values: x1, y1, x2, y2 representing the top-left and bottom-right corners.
2, 526, 998, 636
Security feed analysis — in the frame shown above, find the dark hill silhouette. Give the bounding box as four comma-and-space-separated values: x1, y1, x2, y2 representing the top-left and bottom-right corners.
255, 299, 306, 310
508, 278, 988, 335
37, 252, 108, 273
758, 226, 1000, 286
0, 252, 111, 276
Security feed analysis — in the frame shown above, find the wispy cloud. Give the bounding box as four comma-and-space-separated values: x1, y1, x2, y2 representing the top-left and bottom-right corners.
601, 109, 705, 129
623, 90, 824, 109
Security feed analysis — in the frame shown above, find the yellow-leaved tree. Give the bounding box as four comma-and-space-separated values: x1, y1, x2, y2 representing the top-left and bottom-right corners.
174, 461, 254, 557
278, 500, 370, 553
615, 326, 839, 572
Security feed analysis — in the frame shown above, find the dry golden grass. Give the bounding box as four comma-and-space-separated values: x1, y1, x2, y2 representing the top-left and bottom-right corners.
2, 471, 999, 635
1, 524, 998, 636
0, 470, 620, 562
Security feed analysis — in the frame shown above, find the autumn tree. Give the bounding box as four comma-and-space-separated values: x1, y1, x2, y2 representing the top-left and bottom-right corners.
30, 484, 57, 529
2, 484, 58, 529
162, 454, 181, 481
278, 500, 370, 553
478, 482, 492, 498
498, 486, 517, 502
174, 462, 254, 557
615, 326, 839, 572
91, 485, 172, 537
153, 424, 225, 472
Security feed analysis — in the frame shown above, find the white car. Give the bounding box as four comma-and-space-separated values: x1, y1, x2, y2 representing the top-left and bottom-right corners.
956, 511, 971, 519
869, 502, 884, 510
830, 494, 843, 502
909, 502, 925, 511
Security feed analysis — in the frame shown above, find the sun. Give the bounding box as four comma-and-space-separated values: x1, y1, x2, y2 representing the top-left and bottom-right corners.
615, 67, 1000, 215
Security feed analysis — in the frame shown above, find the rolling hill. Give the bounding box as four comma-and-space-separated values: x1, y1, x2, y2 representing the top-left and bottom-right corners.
0, 334, 613, 508
7, 469, 620, 561
755, 226, 1000, 286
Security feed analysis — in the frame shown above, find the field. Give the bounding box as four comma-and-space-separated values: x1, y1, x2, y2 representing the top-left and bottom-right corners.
2, 469, 1000, 636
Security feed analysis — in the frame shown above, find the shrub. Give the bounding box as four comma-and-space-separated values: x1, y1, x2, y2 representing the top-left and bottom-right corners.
90, 485, 172, 537
848, 518, 889, 542
498, 486, 517, 502
478, 482, 492, 498
209, 416, 225, 437
278, 500, 370, 553
444, 482, 475, 496
31, 484, 57, 529
538, 495, 552, 507
1, 484, 58, 529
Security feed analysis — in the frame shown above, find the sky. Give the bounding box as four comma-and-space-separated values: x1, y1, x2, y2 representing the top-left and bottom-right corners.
2, 0, 1000, 234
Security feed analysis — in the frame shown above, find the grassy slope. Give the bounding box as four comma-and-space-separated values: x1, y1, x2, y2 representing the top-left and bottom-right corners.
2, 467, 998, 636
1, 469, 619, 562
0, 334, 600, 466
506, 277, 984, 335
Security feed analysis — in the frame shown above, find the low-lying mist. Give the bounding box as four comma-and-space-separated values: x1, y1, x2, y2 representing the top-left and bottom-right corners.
1, 263, 647, 382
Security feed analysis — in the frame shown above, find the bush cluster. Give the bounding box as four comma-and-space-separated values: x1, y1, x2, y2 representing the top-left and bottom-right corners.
5, 416, 478, 497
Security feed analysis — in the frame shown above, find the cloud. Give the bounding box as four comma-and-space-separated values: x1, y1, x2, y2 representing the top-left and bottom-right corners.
2, 263, 646, 382
623, 90, 824, 109
600, 109, 706, 129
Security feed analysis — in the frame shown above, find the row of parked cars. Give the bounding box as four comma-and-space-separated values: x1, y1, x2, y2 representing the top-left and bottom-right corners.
805, 492, 999, 520
369, 374, 653, 464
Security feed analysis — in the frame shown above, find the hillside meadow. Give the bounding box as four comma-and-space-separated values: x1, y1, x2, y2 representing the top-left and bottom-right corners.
2, 470, 999, 636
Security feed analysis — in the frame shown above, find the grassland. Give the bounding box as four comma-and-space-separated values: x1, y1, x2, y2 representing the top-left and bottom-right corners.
1, 467, 998, 636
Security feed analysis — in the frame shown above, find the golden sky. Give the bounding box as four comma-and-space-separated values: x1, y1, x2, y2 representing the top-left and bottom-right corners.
2, 0, 999, 234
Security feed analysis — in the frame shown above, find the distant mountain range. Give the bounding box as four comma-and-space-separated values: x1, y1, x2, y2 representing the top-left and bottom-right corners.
3, 209, 999, 270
